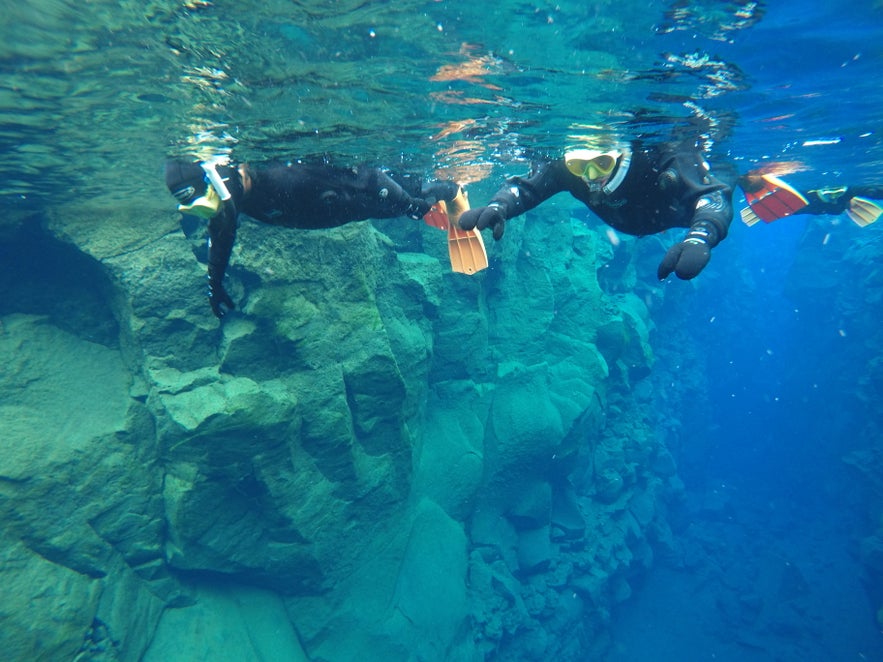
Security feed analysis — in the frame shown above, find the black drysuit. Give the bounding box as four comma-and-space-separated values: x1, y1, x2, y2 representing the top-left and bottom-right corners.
459, 141, 735, 281
166, 159, 456, 317
482, 143, 734, 242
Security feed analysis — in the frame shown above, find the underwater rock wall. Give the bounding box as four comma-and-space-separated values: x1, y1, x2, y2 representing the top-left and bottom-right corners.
0, 200, 677, 661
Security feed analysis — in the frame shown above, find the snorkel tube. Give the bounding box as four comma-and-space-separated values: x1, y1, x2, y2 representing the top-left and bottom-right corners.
201, 160, 233, 201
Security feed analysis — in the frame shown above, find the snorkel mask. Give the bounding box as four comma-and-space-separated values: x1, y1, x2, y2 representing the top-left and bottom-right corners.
564, 147, 631, 194
166, 160, 233, 219
565, 149, 622, 181
176, 182, 221, 219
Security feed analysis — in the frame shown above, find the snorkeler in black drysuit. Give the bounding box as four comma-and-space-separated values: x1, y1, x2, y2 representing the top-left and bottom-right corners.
459, 140, 883, 281
738, 173, 883, 228
165, 159, 460, 318
458, 139, 735, 281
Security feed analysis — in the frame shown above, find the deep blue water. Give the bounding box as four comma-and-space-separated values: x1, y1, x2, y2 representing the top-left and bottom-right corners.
602, 1, 883, 650
610, 212, 883, 659
3, 1, 883, 660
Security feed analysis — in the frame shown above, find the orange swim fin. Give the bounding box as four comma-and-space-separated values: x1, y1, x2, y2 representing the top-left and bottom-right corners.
740, 174, 809, 225
439, 188, 488, 275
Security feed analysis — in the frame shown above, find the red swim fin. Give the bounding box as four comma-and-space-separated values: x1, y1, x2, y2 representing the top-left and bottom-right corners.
423, 204, 450, 231
741, 174, 809, 224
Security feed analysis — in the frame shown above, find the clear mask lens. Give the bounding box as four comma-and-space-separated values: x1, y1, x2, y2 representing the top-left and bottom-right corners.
565, 151, 620, 180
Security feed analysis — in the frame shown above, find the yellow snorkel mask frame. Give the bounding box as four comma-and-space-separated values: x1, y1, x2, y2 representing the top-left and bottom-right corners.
176, 161, 234, 219
177, 183, 221, 219
565, 149, 622, 181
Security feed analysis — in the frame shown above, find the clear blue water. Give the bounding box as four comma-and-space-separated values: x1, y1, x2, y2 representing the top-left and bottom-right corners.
604, 3, 883, 651
3, 1, 883, 660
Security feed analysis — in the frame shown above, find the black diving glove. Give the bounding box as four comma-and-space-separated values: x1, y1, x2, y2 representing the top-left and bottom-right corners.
404, 198, 432, 220
208, 278, 235, 319
458, 203, 507, 240
421, 180, 460, 204
657, 225, 716, 281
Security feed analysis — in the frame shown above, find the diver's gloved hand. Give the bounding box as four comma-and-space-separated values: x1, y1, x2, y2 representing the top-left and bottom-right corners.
404, 198, 432, 220
208, 279, 235, 318
657, 239, 710, 280
421, 181, 460, 203
458, 203, 507, 240
658, 223, 719, 280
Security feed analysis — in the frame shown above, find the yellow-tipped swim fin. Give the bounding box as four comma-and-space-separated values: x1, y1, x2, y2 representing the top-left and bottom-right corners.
740, 174, 809, 225
847, 196, 883, 227
439, 187, 488, 275
740, 206, 762, 227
